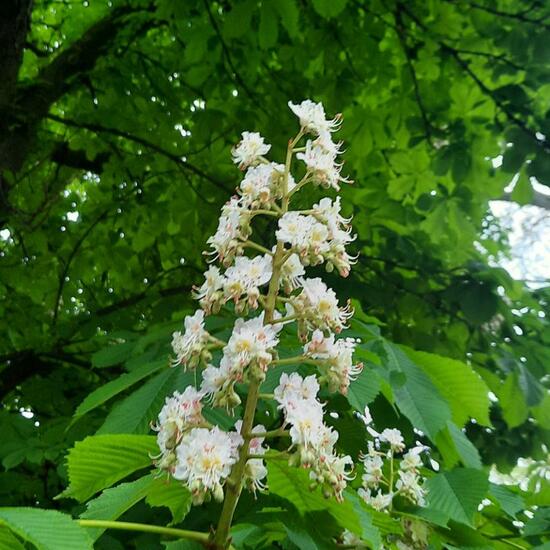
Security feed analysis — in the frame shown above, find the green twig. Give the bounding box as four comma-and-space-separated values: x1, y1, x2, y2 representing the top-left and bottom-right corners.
78, 519, 209, 544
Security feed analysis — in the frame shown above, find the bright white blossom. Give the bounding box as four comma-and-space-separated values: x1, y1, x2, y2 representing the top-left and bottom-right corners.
358, 488, 393, 511
357, 405, 373, 427
304, 330, 363, 394
358, 417, 430, 513
224, 254, 272, 310
174, 426, 241, 504
288, 100, 341, 135
239, 162, 294, 207
380, 428, 405, 452
396, 470, 426, 506
222, 313, 281, 377
232, 131, 271, 169
153, 386, 205, 474
279, 251, 305, 291
490, 449, 550, 493
289, 277, 353, 336
193, 265, 226, 313
297, 139, 350, 191
275, 372, 352, 501
206, 197, 250, 265
274, 372, 320, 413
171, 310, 210, 369
234, 420, 268, 494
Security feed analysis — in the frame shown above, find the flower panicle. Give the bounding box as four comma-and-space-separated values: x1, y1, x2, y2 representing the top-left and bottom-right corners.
153, 99, 367, 506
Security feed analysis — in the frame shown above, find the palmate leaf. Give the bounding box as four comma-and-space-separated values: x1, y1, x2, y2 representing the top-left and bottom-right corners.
0, 508, 92, 550
426, 468, 488, 527
80, 475, 156, 540
60, 434, 157, 502
404, 347, 491, 426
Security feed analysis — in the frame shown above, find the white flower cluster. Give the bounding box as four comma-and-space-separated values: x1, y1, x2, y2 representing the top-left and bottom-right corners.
276, 197, 356, 277
490, 447, 550, 493
153, 387, 269, 504
304, 329, 363, 395
275, 373, 353, 501
201, 313, 282, 408
357, 407, 429, 511
155, 99, 360, 507
288, 100, 349, 191
231, 131, 271, 169
171, 309, 211, 369
288, 277, 354, 338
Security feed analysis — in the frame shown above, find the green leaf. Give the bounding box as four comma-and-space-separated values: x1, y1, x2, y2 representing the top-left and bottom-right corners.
73, 359, 166, 420
0, 508, 92, 550
524, 507, 550, 536
98, 368, 193, 434
0, 525, 24, 550
346, 366, 381, 412
458, 282, 498, 326
312, 0, 348, 18
92, 341, 135, 368
511, 169, 534, 205
223, 1, 254, 39
274, 0, 299, 37
163, 541, 204, 550
283, 520, 320, 550
346, 491, 382, 548
258, 2, 278, 49
436, 422, 482, 469
81, 475, 155, 540
145, 476, 192, 524
533, 392, 550, 429
518, 364, 545, 407
498, 373, 529, 428
426, 468, 488, 527
267, 460, 360, 533
383, 342, 451, 440
405, 348, 491, 426
61, 434, 157, 502
488, 484, 524, 518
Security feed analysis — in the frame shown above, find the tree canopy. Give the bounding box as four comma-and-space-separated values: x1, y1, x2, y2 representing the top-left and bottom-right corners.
0, 0, 549, 549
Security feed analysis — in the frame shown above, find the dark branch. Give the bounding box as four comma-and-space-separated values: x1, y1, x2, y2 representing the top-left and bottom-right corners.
397, 2, 550, 155
0, 0, 33, 107
46, 114, 231, 193
0, 5, 147, 175
52, 210, 110, 327
394, 6, 434, 146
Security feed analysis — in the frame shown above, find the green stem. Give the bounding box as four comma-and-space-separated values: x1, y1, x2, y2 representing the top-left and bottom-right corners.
212, 132, 301, 549
78, 519, 209, 544
242, 240, 273, 256
272, 355, 320, 367
245, 427, 288, 439
248, 209, 280, 218
270, 314, 298, 325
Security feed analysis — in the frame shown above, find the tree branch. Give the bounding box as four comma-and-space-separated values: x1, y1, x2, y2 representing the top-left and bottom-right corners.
1, 6, 142, 176
52, 210, 110, 327
46, 114, 231, 193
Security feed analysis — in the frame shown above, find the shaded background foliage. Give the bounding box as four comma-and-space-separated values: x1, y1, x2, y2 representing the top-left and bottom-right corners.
0, 0, 549, 545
